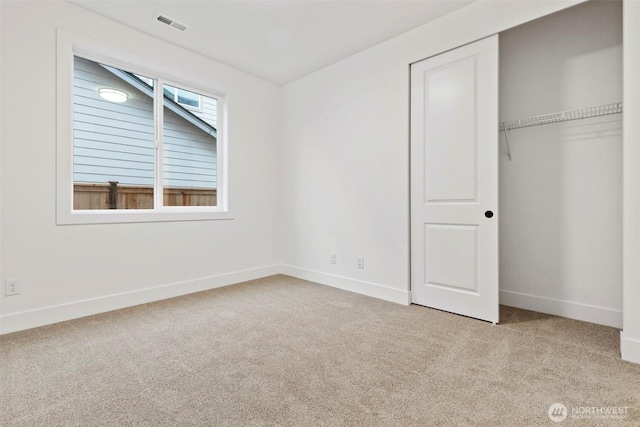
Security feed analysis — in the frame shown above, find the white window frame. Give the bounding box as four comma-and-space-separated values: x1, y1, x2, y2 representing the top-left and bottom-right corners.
56, 29, 231, 225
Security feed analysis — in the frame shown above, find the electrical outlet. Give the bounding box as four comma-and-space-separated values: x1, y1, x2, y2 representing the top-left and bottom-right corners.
5, 279, 21, 296
357, 257, 364, 269
331, 253, 337, 264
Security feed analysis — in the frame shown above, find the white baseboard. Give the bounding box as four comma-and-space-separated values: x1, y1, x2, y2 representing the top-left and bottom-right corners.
500, 289, 622, 329
621, 332, 640, 364
0, 265, 281, 335
281, 265, 410, 305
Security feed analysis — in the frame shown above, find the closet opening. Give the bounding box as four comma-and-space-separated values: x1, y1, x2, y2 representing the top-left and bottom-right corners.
497, 0, 623, 332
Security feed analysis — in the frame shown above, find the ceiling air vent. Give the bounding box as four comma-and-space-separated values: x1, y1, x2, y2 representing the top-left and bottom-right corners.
155, 14, 189, 32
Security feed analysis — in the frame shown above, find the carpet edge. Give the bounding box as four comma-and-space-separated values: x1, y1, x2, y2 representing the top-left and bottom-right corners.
281, 264, 410, 305
0, 265, 282, 335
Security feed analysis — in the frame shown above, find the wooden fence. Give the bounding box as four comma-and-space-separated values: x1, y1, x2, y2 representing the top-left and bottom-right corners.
74, 183, 216, 210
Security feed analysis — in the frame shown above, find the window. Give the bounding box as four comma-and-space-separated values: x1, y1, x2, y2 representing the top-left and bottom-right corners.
73, 56, 218, 210
56, 29, 229, 224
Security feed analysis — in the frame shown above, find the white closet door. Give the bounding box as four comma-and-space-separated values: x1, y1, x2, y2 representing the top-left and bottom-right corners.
410, 36, 499, 323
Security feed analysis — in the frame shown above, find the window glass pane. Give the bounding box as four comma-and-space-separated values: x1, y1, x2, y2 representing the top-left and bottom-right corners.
176, 89, 200, 109
73, 56, 155, 210
162, 84, 217, 207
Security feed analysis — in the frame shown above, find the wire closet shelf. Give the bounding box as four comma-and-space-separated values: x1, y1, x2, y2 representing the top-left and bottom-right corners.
499, 102, 623, 161
499, 102, 623, 132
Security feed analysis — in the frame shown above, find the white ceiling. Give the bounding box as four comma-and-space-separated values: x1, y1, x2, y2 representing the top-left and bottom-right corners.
70, 0, 473, 85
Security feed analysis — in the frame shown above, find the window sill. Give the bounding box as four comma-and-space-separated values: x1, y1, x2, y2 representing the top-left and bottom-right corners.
56, 208, 234, 226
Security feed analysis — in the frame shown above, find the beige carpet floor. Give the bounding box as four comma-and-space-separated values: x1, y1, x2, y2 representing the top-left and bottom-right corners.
1, 275, 639, 426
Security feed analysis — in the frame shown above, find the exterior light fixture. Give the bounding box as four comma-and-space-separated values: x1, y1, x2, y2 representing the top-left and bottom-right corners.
99, 88, 128, 103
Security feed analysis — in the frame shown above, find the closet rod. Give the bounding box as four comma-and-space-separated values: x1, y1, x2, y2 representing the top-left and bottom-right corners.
499, 102, 623, 132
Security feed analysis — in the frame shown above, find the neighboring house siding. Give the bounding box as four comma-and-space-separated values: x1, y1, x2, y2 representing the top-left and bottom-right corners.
163, 109, 217, 188
73, 57, 217, 189
191, 96, 217, 128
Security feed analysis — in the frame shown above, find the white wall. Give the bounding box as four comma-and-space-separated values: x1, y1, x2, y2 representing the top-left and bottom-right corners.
0, 3, 3, 331
622, 0, 640, 364
499, 1, 623, 328
281, 1, 586, 304
0, 0, 282, 333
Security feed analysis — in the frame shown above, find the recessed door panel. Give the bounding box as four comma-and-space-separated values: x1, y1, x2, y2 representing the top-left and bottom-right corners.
424, 59, 478, 203
425, 224, 478, 292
